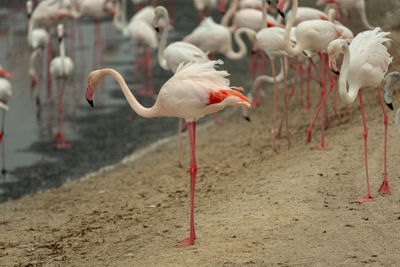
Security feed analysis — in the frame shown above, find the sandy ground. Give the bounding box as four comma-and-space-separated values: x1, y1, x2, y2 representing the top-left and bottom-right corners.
2, 10, 400, 267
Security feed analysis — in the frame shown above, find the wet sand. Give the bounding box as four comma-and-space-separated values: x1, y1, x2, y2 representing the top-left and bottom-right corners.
1, 0, 400, 266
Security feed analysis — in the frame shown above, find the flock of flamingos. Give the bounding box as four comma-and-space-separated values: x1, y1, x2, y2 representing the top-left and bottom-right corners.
0, 0, 400, 247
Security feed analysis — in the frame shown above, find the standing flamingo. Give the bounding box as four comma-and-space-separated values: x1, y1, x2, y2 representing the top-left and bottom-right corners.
322, 28, 392, 202
278, 0, 341, 149
113, 0, 158, 96
153, 5, 209, 166
50, 24, 74, 149
0, 66, 12, 175
85, 60, 250, 247
26, 0, 49, 97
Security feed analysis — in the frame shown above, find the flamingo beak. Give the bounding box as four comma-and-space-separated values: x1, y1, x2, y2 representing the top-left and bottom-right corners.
243, 116, 251, 122
277, 0, 285, 18
386, 102, 393, 110
86, 86, 94, 107
328, 53, 340, 75
155, 27, 160, 33
0, 69, 12, 80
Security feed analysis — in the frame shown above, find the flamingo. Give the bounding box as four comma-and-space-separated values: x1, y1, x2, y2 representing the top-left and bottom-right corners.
382, 71, 400, 135
316, 0, 373, 29
50, 24, 74, 149
71, 0, 116, 69
0, 66, 12, 175
220, 0, 277, 33
278, 0, 342, 149
85, 60, 250, 247
26, 0, 49, 97
113, 0, 158, 96
317, 28, 392, 202
153, 5, 209, 166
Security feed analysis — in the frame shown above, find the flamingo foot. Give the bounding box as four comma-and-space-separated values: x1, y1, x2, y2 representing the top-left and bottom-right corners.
378, 179, 391, 195
177, 236, 195, 247
313, 144, 325, 150
57, 141, 71, 149
355, 194, 374, 203
54, 132, 63, 142
306, 128, 312, 144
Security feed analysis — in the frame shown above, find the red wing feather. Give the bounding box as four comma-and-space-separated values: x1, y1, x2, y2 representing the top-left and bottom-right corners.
207, 89, 250, 106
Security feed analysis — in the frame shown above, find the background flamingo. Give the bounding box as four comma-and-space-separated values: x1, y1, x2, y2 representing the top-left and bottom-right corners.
50, 24, 74, 149
324, 28, 392, 202
85, 60, 250, 247
0, 66, 12, 175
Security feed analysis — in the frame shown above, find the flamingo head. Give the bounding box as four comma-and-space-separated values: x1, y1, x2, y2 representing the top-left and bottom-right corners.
153, 6, 168, 31
86, 70, 106, 107
277, 0, 286, 18
383, 71, 400, 110
26, 0, 33, 19
0, 68, 12, 80
327, 39, 345, 75
57, 24, 64, 43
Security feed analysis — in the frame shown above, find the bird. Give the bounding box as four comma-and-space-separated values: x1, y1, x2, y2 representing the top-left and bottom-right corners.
183, 17, 256, 61
85, 60, 250, 247
220, 0, 277, 33
113, 0, 158, 96
26, 0, 50, 97
0, 65, 12, 175
243, 0, 291, 151
316, 0, 373, 30
278, 0, 341, 149
71, 0, 116, 69
153, 5, 209, 166
50, 24, 74, 149
323, 27, 392, 202
382, 71, 400, 134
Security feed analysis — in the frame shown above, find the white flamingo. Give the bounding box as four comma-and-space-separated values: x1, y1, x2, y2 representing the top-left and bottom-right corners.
321, 28, 392, 202
85, 60, 250, 247
0, 66, 12, 175
50, 24, 74, 149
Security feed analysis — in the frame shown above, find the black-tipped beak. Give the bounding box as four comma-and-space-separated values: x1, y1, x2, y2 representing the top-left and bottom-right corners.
329, 68, 340, 75
87, 98, 94, 107
155, 27, 159, 33
58, 36, 62, 43
386, 102, 393, 110
243, 116, 251, 122
27, 14, 31, 19
277, 9, 285, 18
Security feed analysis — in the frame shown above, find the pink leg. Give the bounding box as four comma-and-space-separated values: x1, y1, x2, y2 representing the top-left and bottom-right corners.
54, 80, 63, 142
69, 19, 75, 61
299, 61, 305, 107
302, 59, 312, 112
356, 91, 374, 203
46, 33, 52, 98
178, 121, 197, 247
251, 43, 258, 81
56, 80, 71, 149
78, 20, 86, 69
270, 58, 279, 152
376, 87, 390, 194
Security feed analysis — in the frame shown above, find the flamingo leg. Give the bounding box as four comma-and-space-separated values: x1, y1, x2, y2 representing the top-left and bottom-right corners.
299, 61, 304, 107
306, 55, 336, 147
356, 91, 374, 203
270, 57, 278, 152
251, 44, 258, 81
46, 33, 52, 98
282, 57, 290, 149
302, 58, 312, 112
78, 19, 86, 69
56, 79, 70, 149
1, 111, 6, 175
69, 19, 75, 62
177, 118, 183, 168
178, 121, 197, 247
376, 87, 390, 194
55, 79, 63, 142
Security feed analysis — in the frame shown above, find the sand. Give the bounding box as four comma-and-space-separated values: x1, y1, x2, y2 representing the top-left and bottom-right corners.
2, 12, 400, 267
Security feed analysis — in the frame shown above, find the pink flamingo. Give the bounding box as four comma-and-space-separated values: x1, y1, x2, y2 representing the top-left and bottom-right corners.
113, 0, 158, 97
0, 66, 12, 175
85, 60, 250, 247
320, 28, 392, 202
153, 5, 209, 166
278, 0, 342, 149
50, 24, 74, 149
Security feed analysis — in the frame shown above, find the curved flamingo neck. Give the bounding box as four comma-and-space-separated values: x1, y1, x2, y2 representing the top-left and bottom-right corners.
250, 57, 287, 94
283, 0, 305, 56
221, 0, 238, 31
357, 0, 373, 30
261, 0, 267, 29
337, 40, 358, 104
157, 7, 170, 71
92, 69, 160, 118
225, 27, 255, 60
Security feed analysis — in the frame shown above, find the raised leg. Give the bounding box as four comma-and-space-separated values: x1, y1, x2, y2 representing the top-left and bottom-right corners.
356, 91, 374, 203
178, 121, 197, 247
376, 87, 390, 194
